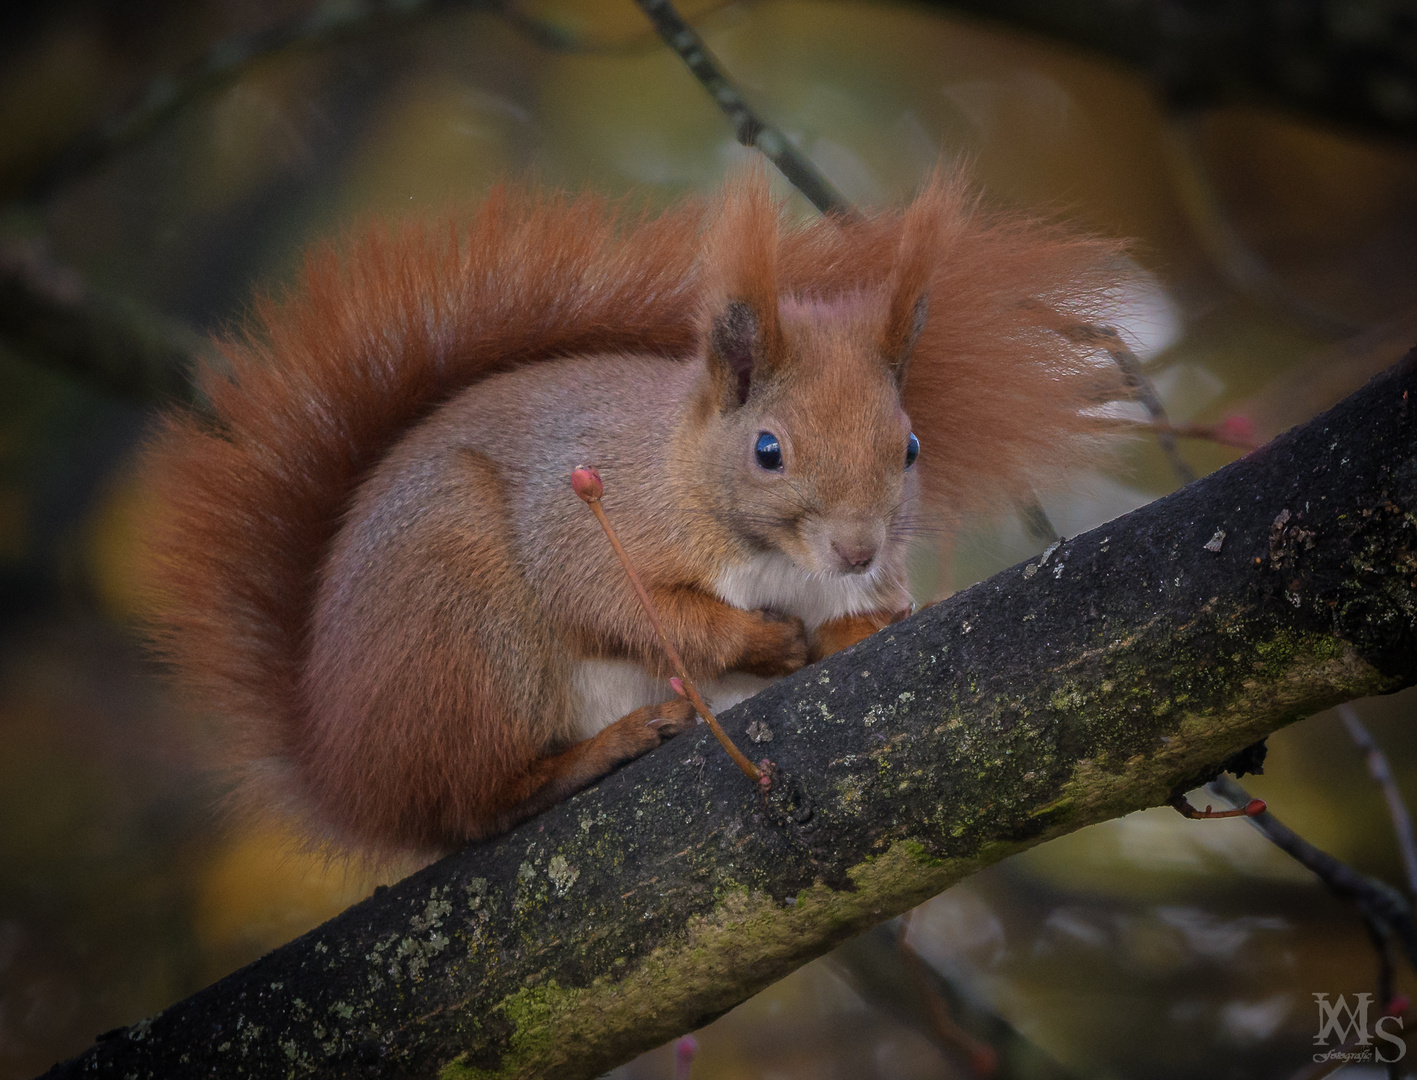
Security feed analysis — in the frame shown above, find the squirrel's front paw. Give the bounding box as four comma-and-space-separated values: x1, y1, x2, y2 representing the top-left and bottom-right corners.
646, 698, 698, 739
736, 610, 810, 677
603, 698, 699, 764
810, 608, 909, 661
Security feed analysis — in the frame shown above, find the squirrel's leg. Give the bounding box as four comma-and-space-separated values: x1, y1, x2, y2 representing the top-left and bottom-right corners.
486, 697, 697, 835
635, 585, 812, 679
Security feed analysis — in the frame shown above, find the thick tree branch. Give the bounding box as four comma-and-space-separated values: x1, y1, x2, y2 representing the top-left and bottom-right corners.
42, 353, 1417, 1078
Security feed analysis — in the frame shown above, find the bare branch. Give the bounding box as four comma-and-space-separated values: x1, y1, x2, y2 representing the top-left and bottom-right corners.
0, 236, 205, 404
1063, 322, 1195, 486
1208, 774, 1417, 978
17, 0, 481, 202
630, 0, 858, 220
1339, 702, 1417, 899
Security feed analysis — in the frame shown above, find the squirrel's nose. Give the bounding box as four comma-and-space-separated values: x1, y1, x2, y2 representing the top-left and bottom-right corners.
831, 540, 878, 573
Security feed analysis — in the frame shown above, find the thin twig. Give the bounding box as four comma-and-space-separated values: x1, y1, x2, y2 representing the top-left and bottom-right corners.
1210, 774, 1416, 1080
1147, 417, 1262, 451
1340, 703, 1417, 899
630, 0, 859, 221
572, 467, 762, 783
1208, 775, 1417, 974
1063, 322, 1196, 485
498, 0, 747, 56
1171, 793, 1265, 819
0, 236, 206, 404
18, 0, 474, 203
898, 912, 998, 1076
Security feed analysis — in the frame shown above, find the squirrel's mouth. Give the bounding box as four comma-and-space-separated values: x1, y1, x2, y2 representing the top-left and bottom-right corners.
800, 518, 891, 579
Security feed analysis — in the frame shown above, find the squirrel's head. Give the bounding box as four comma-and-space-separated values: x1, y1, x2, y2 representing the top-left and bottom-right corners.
685, 168, 940, 580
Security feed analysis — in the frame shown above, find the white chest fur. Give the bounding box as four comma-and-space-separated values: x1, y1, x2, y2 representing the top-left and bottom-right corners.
569, 553, 899, 740
711, 551, 892, 631
569, 660, 770, 740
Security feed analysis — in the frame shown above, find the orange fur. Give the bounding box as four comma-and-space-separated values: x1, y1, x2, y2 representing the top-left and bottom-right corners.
141, 170, 1126, 856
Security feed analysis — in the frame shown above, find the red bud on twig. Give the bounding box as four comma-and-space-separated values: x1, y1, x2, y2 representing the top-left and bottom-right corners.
674, 1035, 697, 1080
571, 466, 603, 502
1172, 794, 1266, 819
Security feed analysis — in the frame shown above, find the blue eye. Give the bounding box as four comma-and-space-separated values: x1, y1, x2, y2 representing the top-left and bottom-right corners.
905, 431, 920, 469
754, 432, 783, 471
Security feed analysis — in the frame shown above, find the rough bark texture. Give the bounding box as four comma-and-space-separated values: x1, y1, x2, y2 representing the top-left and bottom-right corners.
930, 0, 1417, 141
42, 352, 1417, 1079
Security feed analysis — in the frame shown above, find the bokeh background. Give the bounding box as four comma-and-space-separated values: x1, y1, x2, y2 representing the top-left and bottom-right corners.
2, 1, 1417, 1078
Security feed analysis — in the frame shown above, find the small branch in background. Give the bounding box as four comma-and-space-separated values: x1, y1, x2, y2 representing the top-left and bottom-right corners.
630, 0, 859, 220
1098, 336, 1195, 485
1208, 775, 1417, 976
830, 921, 1087, 1080
18, 0, 476, 203
1064, 322, 1195, 486
1170, 793, 1265, 819
498, 0, 746, 56
1340, 703, 1417, 900
1210, 773, 1415, 1080
1159, 113, 1359, 339
1148, 415, 1261, 452
0, 236, 205, 405
898, 915, 998, 1077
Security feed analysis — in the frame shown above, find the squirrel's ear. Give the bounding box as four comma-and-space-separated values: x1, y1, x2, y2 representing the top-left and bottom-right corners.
882, 173, 946, 386
702, 166, 785, 407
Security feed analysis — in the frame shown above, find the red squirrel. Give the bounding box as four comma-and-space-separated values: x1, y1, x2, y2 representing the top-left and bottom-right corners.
142, 168, 1122, 856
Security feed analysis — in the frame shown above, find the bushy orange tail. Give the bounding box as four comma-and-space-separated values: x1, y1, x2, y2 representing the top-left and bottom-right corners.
142, 190, 708, 791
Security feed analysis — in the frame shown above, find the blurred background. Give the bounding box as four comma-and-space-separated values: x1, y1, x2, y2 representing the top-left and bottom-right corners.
1, 1, 1416, 1077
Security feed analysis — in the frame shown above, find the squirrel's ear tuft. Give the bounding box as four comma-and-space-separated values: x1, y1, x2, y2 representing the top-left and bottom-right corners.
883, 173, 946, 385
702, 165, 785, 407
709, 300, 762, 406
